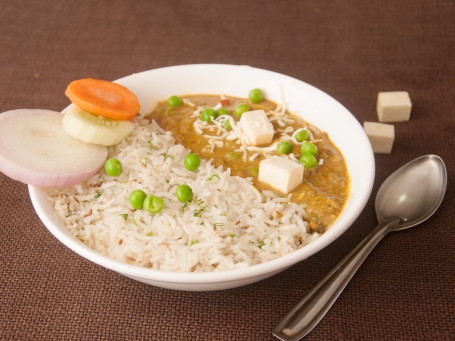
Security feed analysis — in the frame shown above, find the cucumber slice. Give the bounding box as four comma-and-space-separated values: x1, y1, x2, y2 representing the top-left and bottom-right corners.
62, 105, 134, 145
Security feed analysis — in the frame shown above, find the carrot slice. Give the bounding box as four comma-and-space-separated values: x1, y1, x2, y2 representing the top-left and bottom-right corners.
65, 78, 140, 120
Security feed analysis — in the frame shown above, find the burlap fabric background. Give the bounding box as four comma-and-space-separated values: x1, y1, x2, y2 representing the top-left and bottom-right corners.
1, 1, 454, 340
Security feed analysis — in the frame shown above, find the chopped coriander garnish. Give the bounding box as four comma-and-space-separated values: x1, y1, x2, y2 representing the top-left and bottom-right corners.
213, 223, 225, 227
278, 221, 283, 225
206, 174, 220, 181
82, 200, 88, 203
229, 233, 236, 238
258, 241, 265, 248
147, 139, 154, 150
181, 201, 190, 212
162, 153, 174, 160
193, 196, 204, 206
147, 231, 154, 236
133, 217, 138, 226
165, 179, 170, 183
191, 239, 200, 245
193, 206, 207, 218
95, 192, 102, 199
248, 167, 259, 176
119, 214, 128, 220
181, 196, 205, 213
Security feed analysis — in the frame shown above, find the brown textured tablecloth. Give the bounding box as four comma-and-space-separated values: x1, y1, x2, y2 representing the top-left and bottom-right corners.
1, 1, 454, 340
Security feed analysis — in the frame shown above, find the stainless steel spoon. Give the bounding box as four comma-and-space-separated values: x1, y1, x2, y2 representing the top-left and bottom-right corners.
273, 154, 447, 341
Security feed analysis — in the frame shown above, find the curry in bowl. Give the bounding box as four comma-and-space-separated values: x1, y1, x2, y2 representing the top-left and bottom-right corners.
153, 94, 349, 233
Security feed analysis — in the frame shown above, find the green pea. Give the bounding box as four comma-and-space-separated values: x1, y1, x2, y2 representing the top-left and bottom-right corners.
201, 108, 219, 122
295, 129, 309, 142
167, 95, 182, 106
217, 108, 230, 116
299, 153, 318, 168
184, 153, 201, 171
129, 189, 147, 209
176, 184, 193, 202
104, 158, 122, 176
234, 103, 249, 116
248, 88, 264, 103
143, 195, 164, 213
300, 141, 318, 155
277, 141, 293, 155
223, 119, 232, 131
226, 151, 241, 161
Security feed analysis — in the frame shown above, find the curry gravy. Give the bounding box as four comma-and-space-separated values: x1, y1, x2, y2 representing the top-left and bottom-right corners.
150, 95, 349, 233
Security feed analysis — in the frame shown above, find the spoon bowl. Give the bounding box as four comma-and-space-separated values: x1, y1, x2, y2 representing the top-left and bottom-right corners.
376, 155, 447, 230
274, 154, 447, 341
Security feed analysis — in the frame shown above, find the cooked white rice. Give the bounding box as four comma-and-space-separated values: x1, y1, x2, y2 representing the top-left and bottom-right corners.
47, 117, 318, 272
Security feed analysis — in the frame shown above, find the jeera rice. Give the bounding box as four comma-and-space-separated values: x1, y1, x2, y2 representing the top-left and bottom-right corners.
47, 117, 318, 272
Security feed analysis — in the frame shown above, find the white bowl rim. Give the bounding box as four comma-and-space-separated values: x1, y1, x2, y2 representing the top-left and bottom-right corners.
29, 63, 375, 285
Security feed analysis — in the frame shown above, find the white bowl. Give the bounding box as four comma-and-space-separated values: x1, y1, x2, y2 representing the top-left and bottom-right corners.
29, 64, 375, 291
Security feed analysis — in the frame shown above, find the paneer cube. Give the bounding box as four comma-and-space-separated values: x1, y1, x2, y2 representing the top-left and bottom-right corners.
377, 91, 412, 122
239, 109, 274, 146
258, 156, 304, 194
363, 121, 395, 154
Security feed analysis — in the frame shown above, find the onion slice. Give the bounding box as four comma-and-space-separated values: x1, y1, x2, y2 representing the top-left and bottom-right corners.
0, 109, 108, 187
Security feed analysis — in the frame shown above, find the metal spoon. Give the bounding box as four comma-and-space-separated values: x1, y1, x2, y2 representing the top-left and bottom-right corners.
273, 154, 447, 341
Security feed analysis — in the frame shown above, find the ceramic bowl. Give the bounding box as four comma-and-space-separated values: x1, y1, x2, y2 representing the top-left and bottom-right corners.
29, 64, 375, 291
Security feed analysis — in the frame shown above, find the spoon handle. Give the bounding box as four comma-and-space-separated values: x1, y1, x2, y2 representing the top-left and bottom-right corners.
273, 219, 399, 341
